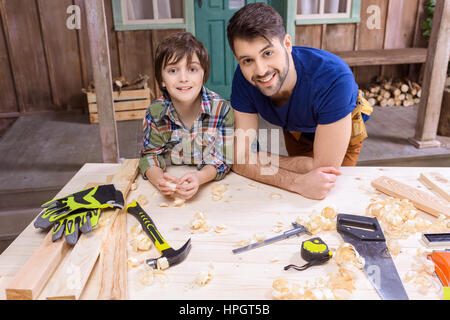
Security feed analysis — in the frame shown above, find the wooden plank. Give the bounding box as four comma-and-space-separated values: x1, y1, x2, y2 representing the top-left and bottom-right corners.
89, 109, 147, 124
419, 172, 450, 202
5, 232, 70, 300
324, 24, 356, 52
371, 176, 450, 218
87, 88, 150, 103
0, 1, 18, 114
334, 48, 428, 66
42, 159, 138, 300
95, 203, 128, 300
36, 0, 85, 110
85, 0, 119, 163
88, 99, 150, 114
295, 25, 322, 49
1, 0, 53, 112
410, 0, 450, 146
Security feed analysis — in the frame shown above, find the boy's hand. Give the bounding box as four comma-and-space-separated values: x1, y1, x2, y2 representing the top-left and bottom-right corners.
175, 172, 200, 200
157, 173, 179, 196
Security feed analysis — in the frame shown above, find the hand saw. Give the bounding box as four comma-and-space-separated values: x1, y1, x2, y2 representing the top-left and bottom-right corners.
337, 213, 409, 300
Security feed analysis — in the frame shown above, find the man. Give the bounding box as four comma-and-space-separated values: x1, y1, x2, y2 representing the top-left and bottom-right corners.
227, 3, 372, 200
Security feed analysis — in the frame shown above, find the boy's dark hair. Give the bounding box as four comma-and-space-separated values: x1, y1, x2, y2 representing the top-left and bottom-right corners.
227, 3, 286, 53
154, 32, 210, 99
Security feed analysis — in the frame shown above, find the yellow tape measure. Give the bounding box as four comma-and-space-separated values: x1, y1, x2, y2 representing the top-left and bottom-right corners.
284, 237, 332, 271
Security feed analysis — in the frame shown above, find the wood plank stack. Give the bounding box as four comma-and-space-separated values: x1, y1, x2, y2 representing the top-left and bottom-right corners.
361, 77, 422, 108
5, 159, 139, 300
84, 74, 151, 124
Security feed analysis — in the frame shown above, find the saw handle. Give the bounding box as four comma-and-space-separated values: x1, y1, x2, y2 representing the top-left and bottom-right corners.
337, 213, 385, 242
126, 201, 171, 252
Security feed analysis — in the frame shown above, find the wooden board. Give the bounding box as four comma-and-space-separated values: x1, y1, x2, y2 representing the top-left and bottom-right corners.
371, 175, 450, 217
334, 48, 428, 67
87, 88, 150, 123
419, 172, 450, 202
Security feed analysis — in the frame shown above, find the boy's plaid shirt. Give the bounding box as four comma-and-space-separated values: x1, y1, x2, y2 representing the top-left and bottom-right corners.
139, 87, 234, 181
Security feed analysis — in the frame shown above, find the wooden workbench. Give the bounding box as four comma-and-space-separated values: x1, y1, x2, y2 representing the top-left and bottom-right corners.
0, 163, 448, 300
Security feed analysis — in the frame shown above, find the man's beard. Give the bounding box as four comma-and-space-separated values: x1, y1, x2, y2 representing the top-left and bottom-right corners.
253, 49, 290, 97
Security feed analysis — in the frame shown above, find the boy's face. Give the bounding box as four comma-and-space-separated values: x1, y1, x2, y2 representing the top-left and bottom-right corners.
161, 53, 204, 105
233, 35, 292, 98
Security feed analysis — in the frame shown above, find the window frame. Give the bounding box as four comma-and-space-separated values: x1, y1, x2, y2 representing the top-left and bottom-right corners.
294, 0, 361, 25
111, 0, 195, 33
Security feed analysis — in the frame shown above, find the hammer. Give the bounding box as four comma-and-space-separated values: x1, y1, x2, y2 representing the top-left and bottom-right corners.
126, 201, 191, 270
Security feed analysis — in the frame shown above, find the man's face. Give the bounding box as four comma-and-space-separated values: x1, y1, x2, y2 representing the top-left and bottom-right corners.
233, 35, 292, 97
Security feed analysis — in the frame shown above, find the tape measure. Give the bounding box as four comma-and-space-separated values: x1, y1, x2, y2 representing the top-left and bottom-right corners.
284, 237, 332, 271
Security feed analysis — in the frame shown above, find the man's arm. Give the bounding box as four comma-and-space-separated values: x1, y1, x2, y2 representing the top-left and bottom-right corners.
313, 113, 352, 169
231, 110, 340, 199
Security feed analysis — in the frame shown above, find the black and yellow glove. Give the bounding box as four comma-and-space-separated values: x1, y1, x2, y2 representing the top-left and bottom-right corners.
51, 208, 101, 245
34, 184, 124, 230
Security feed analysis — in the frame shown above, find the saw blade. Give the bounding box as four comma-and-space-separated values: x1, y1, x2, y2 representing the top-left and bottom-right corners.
340, 233, 409, 300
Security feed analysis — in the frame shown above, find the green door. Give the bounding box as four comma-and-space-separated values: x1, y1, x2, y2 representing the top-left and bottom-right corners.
194, 0, 280, 100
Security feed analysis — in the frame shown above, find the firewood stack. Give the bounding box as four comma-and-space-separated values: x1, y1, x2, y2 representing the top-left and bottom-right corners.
361, 77, 422, 107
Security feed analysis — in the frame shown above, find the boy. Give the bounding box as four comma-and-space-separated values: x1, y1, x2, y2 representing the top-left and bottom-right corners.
139, 32, 234, 200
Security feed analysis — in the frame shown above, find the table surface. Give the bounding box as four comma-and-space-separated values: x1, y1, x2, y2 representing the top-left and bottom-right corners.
0, 164, 448, 300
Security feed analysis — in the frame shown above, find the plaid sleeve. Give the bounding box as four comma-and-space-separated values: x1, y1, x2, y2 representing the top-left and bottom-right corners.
198, 101, 234, 181
139, 109, 168, 178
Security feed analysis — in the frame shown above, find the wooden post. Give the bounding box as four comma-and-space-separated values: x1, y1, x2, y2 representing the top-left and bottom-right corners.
85, 0, 119, 162
408, 0, 450, 149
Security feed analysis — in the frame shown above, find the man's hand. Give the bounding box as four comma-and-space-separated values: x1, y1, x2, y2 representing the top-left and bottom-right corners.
156, 173, 179, 196
175, 172, 200, 200
290, 167, 341, 200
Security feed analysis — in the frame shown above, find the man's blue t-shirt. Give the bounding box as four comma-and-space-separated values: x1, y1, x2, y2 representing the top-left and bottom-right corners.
230, 46, 359, 134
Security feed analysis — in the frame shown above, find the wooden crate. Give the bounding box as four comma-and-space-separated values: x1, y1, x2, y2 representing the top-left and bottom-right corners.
86, 88, 150, 124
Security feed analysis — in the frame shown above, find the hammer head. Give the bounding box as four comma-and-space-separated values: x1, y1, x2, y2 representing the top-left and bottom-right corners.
146, 238, 192, 270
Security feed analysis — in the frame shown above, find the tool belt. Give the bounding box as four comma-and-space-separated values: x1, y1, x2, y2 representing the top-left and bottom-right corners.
350, 90, 373, 145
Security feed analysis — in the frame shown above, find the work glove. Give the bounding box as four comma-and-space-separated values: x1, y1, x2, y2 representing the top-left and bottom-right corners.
34, 184, 124, 230
51, 208, 101, 245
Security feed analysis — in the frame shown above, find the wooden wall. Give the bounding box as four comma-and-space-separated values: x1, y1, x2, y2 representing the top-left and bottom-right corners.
0, 0, 428, 130
296, 0, 428, 85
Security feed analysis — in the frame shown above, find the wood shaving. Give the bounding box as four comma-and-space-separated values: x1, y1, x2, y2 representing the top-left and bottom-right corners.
137, 194, 148, 205
386, 239, 401, 255
159, 202, 169, 207
214, 225, 227, 233
190, 212, 210, 232
127, 257, 139, 269
166, 181, 177, 191
366, 197, 450, 238
248, 183, 257, 188
270, 193, 282, 200
172, 197, 185, 207
403, 248, 441, 295
271, 273, 354, 300
130, 182, 138, 191
136, 235, 152, 251
296, 207, 337, 235
140, 271, 154, 285
211, 184, 228, 201
270, 257, 279, 263
334, 243, 365, 270
253, 233, 266, 242
195, 271, 213, 287
157, 257, 169, 270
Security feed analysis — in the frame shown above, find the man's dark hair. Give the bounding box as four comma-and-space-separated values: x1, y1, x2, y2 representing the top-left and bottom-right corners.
227, 3, 286, 53
154, 32, 210, 99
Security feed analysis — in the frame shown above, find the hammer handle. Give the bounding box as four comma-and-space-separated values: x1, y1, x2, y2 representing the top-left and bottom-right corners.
126, 201, 171, 252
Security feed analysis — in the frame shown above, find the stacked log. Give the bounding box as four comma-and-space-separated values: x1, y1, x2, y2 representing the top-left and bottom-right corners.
361, 77, 422, 107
